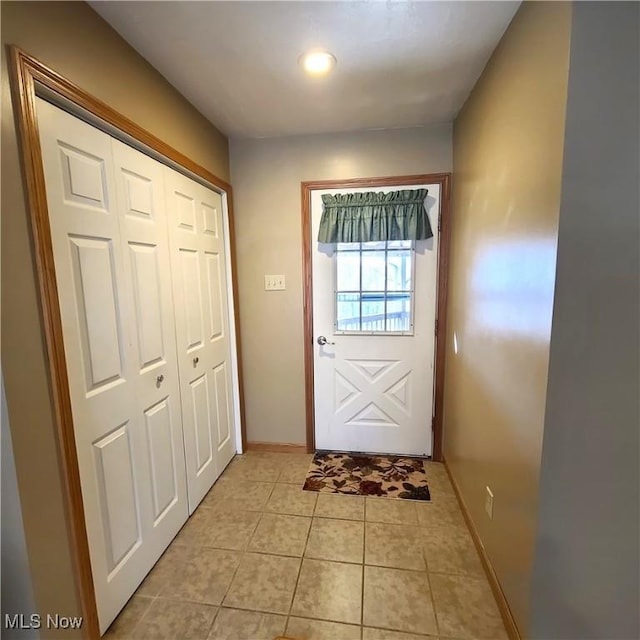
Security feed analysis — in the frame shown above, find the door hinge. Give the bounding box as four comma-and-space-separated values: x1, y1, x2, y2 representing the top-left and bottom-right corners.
438, 211, 442, 232
434, 319, 438, 335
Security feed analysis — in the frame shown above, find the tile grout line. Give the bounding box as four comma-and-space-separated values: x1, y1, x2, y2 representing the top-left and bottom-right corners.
418, 495, 446, 638
215, 540, 250, 617
283, 490, 318, 635
205, 604, 221, 638
415, 499, 441, 638
216, 462, 283, 629
423, 528, 442, 639
217, 465, 277, 616
124, 590, 159, 638
282, 611, 365, 630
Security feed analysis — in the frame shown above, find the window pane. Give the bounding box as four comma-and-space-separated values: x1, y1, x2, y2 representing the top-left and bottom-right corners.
336, 251, 360, 291
386, 292, 411, 331
361, 293, 385, 331
361, 241, 386, 251
361, 251, 386, 291
337, 242, 360, 251
387, 250, 412, 291
387, 240, 412, 249
336, 293, 360, 331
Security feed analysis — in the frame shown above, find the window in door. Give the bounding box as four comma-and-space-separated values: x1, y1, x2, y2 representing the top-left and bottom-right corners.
335, 240, 414, 334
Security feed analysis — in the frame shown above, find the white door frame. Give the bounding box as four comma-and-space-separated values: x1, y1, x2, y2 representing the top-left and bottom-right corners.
301, 174, 451, 461
9, 47, 246, 638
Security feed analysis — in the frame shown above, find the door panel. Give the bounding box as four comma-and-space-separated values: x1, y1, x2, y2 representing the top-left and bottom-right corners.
111, 140, 189, 543
212, 363, 231, 448
199, 192, 236, 467
206, 253, 224, 340
165, 169, 236, 511
312, 184, 440, 456
128, 243, 165, 370
335, 358, 412, 428
179, 248, 205, 351
121, 169, 154, 219
143, 397, 179, 521
175, 190, 196, 230
58, 143, 109, 210
202, 201, 219, 236
93, 424, 141, 573
37, 99, 153, 632
191, 373, 214, 474
69, 236, 124, 390
37, 99, 190, 633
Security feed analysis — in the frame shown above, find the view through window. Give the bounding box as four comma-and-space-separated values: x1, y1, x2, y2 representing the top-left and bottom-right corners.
335, 240, 414, 333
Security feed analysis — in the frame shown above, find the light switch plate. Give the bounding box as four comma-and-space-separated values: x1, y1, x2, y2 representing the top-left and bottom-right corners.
264, 275, 286, 290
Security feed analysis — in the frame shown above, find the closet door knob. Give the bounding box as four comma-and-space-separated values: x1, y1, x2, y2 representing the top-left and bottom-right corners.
156, 374, 164, 384
193, 357, 200, 365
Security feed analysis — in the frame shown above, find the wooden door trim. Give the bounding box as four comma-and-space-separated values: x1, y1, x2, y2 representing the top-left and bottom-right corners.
7, 46, 246, 639
301, 174, 451, 460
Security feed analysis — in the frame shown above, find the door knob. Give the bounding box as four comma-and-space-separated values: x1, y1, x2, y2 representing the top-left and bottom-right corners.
193, 356, 199, 365
156, 374, 164, 384
317, 335, 335, 346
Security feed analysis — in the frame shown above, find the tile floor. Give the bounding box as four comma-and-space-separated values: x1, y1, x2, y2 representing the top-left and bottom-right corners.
105, 452, 508, 640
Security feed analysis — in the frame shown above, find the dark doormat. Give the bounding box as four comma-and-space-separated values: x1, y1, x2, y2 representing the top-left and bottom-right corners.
302, 451, 431, 501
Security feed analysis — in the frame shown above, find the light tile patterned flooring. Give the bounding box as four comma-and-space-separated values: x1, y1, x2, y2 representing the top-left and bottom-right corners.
105, 452, 508, 640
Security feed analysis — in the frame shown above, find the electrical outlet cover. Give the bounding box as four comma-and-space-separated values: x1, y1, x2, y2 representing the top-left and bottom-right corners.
485, 486, 494, 520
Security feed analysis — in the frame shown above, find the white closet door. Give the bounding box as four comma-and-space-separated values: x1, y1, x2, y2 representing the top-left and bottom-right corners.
164, 168, 236, 512
36, 99, 187, 633
111, 141, 188, 539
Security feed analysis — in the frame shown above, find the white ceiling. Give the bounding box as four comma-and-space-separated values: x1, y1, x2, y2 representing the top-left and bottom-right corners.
90, 1, 520, 139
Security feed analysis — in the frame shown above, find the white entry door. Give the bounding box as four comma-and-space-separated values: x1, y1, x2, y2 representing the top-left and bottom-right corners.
164, 169, 236, 513
36, 99, 188, 632
312, 184, 440, 456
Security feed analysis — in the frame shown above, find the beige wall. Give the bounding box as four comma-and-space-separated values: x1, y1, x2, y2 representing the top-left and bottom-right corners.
230, 126, 452, 445
1, 2, 229, 635
445, 1, 571, 633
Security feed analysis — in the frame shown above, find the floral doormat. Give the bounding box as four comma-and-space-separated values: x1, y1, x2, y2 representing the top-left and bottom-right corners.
303, 452, 431, 501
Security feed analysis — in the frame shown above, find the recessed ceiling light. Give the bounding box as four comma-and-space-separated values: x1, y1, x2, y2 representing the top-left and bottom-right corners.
299, 50, 337, 76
